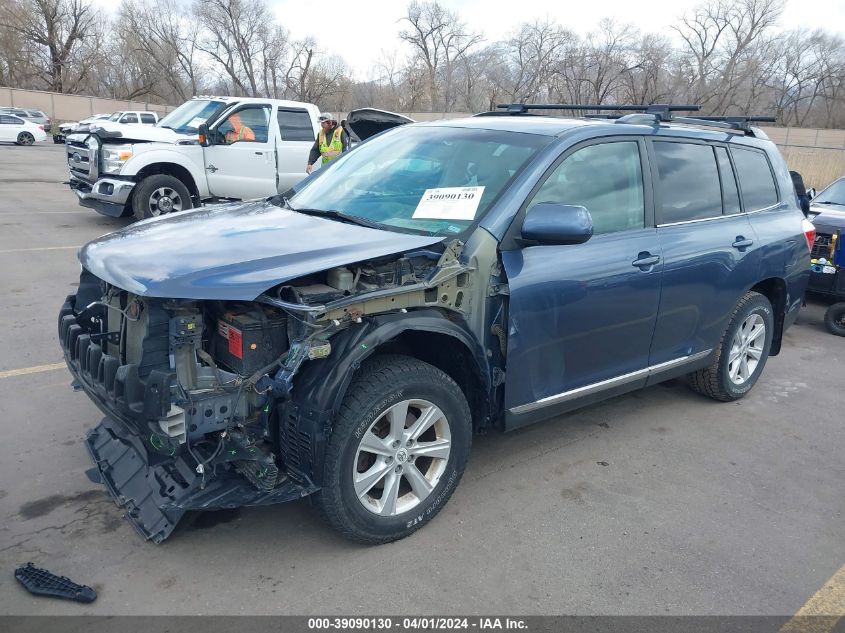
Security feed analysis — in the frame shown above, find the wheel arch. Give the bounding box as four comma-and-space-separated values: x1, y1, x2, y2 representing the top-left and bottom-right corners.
749, 277, 787, 355
292, 309, 493, 431
283, 309, 494, 486
133, 162, 200, 201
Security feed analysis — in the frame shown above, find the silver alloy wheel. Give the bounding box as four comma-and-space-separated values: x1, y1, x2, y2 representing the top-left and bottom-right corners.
18, 133, 34, 146
353, 398, 452, 516
148, 187, 183, 216
728, 313, 765, 385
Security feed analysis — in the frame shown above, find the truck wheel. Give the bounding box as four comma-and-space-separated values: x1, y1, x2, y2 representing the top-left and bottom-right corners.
314, 355, 471, 544
686, 291, 774, 402
16, 132, 34, 146
132, 174, 192, 221
824, 303, 845, 336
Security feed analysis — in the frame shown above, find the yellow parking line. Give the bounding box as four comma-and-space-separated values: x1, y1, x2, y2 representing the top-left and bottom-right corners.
0, 245, 78, 254
780, 562, 845, 633
0, 362, 66, 380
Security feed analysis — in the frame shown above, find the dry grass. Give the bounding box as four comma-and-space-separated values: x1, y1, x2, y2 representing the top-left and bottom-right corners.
778, 147, 845, 190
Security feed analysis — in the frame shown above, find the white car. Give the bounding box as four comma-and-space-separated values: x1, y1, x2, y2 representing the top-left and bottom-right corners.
0, 113, 47, 145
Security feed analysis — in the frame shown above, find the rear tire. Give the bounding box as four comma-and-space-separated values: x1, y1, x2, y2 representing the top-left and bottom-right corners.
824, 302, 845, 336
314, 354, 471, 544
132, 174, 192, 221
16, 132, 34, 146
686, 291, 774, 401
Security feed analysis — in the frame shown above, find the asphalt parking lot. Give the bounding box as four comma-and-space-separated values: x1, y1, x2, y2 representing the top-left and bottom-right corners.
0, 142, 843, 617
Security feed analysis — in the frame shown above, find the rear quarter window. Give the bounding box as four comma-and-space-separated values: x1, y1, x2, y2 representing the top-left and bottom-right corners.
731, 147, 779, 211
278, 108, 315, 141
653, 141, 723, 223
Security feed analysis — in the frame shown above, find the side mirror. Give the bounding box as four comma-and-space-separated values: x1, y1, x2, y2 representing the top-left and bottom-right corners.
198, 123, 210, 147
807, 188, 817, 200
521, 203, 593, 245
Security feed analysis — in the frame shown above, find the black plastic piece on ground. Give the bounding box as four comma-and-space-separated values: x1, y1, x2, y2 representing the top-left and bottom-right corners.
14, 563, 97, 603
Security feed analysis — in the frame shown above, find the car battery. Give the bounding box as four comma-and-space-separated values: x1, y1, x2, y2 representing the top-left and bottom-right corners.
211, 309, 288, 375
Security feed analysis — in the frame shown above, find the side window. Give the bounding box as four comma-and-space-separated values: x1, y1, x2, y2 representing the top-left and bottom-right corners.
654, 141, 722, 223
0, 116, 14, 124
3, 115, 23, 125
732, 147, 778, 211
140, 113, 156, 124
121, 113, 139, 124
217, 106, 270, 144
714, 147, 741, 215
278, 108, 315, 141
527, 141, 645, 235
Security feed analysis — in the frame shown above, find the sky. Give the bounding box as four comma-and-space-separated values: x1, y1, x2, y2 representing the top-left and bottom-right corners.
266, 0, 845, 78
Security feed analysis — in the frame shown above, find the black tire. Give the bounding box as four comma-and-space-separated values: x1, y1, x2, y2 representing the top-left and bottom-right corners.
314, 354, 472, 544
16, 132, 34, 146
824, 302, 845, 337
686, 291, 774, 401
131, 174, 192, 221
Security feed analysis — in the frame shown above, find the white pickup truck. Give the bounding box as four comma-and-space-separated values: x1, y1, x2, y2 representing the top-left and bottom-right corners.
66, 96, 323, 220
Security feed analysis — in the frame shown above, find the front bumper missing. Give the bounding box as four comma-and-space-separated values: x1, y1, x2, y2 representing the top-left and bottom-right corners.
60, 294, 319, 542
85, 416, 318, 543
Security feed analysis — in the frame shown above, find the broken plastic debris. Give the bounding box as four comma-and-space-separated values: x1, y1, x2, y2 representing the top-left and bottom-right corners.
14, 562, 97, 603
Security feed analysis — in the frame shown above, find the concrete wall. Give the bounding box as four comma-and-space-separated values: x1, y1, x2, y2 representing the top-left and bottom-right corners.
4, 86, 844, 157
0, 86, 175, 121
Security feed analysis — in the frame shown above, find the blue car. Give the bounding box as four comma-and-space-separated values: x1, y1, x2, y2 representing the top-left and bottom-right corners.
59, 105, 813, 543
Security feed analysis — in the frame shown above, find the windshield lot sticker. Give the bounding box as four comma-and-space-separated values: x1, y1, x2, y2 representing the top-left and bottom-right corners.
412, 186, 485, 220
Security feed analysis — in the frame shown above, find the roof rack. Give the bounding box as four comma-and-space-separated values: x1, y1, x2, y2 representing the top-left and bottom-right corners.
488, 103, 700, 118
480, 103, 775, 137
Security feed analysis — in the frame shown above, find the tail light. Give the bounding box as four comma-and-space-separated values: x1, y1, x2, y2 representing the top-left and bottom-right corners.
802, 218, 816, 252
38, 124, 44, 130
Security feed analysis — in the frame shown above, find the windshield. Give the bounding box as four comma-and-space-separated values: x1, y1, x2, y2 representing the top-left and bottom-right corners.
289, 126, 549, 236
817, 179, 845, 205
157, 99, 227, 134
108, 112, 123, 121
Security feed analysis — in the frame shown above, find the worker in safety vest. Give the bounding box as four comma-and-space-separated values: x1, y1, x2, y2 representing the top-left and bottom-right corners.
224, 112, 255, 143
306, 112, 349, 174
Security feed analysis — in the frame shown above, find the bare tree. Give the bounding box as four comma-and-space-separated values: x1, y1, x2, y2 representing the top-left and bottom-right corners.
5, 0, 101, 93
116, 0, 203, 102
193, 0, 272, 96
674, 0, 784, 113
399, 0, 483, 110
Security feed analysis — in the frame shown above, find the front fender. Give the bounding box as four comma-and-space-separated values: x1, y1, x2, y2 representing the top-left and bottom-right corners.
282, 309, 492, 486
123, 146, 209, 198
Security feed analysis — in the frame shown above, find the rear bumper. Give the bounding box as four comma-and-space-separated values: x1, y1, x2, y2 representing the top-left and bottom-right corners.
68, 177, 133, 217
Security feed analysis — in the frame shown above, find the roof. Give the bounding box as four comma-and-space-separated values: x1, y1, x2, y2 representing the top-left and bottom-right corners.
414, 115, 600, 136
190, 95, 317, 110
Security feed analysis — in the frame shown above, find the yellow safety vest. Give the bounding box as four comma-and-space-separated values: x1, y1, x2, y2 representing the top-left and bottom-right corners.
319, 126, 344, 165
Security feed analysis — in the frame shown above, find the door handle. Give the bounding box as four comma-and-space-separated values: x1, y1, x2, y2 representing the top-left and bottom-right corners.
206, 164, 218, 173
632, 253, 660, 270
254, 151, 263, 155
732, 237, 754, 250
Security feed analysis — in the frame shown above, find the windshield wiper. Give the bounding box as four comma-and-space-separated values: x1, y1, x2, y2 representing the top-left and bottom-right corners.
288, 205, 387, 230
816, 200, 845, 206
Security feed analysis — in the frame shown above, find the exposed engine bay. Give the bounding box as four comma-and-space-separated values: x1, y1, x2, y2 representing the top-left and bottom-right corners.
59, 240, 476, 542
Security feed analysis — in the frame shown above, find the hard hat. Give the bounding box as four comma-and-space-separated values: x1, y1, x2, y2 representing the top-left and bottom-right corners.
318, 112, 336, 123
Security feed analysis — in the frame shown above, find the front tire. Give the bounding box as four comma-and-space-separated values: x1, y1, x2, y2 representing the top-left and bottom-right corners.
16, 132, 34, 146
314, 355, 471, 544
686, 291, 774, 401
824, 302, 845, 336
132, 174, 192, 221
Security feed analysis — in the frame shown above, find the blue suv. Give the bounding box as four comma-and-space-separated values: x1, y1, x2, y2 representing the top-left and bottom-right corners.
59, 104, 813, 543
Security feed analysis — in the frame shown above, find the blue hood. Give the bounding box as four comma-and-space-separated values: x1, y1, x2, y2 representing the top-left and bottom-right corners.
80, 200, 443, 300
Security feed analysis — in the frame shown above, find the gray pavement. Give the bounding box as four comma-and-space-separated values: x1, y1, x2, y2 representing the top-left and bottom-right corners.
0, 143, 843, 616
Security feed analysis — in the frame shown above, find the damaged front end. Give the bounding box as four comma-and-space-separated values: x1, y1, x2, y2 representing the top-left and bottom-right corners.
60, 240, 472, 542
